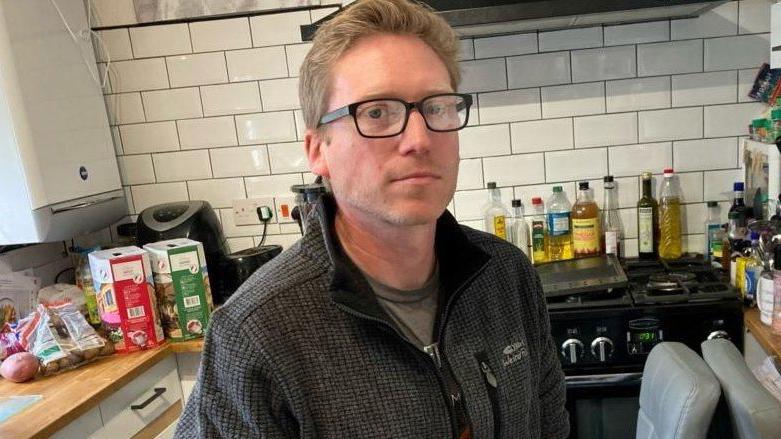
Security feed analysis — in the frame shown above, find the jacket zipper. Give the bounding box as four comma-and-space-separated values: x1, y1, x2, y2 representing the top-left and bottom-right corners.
334, 258, 490, 439
431, 259, 490, 437
475, 352, 501, 439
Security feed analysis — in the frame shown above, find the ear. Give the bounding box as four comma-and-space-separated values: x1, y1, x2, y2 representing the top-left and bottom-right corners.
304, 128, 330, 179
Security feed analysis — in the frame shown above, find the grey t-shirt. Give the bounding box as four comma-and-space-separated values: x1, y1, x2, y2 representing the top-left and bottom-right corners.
364, 265, 439, 348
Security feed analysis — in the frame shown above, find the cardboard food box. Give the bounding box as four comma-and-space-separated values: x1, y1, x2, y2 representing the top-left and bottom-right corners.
87, 247, 165, 353
143, 239, 214, 341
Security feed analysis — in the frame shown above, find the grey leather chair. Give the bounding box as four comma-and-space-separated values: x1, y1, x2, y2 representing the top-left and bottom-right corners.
636, 342, 722, 439
702, 338, 781, 439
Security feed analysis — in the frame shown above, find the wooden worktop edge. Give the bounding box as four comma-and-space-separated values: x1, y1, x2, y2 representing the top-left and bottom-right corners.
30, 345, 174, 439
745, 308, 781, 360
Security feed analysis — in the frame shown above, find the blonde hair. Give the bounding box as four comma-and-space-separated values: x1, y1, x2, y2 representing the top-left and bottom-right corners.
298, 0, 461, 131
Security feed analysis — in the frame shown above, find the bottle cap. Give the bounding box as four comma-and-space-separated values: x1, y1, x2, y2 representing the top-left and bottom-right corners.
641, 171, 652, 180
603, 175, 614, 183
663, 168, 674, 176
487, 182, 497, 189
511, 199, 522, 207
707, 201, 718, 207
733, 182, 744, 191
751, 231, 760, 241
531, 197, 543, 205
578, 181, 589, 190
553, 186, 562, 193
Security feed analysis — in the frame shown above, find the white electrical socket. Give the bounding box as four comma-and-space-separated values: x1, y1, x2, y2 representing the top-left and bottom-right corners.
232, 197, 275, 226
275, 196, 297, 224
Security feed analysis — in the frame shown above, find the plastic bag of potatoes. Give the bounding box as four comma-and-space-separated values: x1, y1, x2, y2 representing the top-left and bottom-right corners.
16, 303, 114, 376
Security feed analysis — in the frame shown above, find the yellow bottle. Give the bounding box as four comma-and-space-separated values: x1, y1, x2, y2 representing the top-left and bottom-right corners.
658, 168, 682, 259
572, 182, 601, 258
530, 197, 548, 264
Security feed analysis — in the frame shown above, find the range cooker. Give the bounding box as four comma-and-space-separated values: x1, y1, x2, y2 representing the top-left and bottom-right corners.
542, 256, 744, 439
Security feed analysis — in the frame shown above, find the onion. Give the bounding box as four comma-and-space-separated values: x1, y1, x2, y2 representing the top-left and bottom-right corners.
1, 352, 39, 383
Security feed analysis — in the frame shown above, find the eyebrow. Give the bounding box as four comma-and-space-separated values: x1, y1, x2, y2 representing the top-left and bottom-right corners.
357, 89, 454, 101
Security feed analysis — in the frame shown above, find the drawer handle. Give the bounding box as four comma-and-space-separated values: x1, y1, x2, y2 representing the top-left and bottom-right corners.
131, 387, 167, 410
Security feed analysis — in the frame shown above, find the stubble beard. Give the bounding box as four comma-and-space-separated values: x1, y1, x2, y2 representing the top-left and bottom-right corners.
334, 179, 453, 227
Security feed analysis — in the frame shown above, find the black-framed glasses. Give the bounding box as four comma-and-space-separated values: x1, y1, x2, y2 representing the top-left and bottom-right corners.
317, 93, 473, 138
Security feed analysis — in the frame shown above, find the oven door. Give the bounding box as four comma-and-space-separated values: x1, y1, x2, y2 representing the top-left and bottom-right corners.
565, 372, 642, 439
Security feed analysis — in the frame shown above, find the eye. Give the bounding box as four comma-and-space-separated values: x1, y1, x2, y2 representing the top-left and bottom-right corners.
367, 107, 385, 119
425, 104, 444, 115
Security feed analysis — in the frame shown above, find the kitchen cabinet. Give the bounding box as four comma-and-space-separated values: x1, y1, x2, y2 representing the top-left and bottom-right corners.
0, 344, 193, 438
745, 307, 781, 367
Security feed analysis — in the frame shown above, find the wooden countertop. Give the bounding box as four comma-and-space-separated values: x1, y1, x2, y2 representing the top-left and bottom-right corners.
745, 307, 781, 359
0, 338, 203, 439
170, 339, 204, 353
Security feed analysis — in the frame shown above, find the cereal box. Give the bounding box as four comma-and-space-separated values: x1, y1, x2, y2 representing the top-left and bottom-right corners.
143, 239, 213, 341
87, 247, 164, 353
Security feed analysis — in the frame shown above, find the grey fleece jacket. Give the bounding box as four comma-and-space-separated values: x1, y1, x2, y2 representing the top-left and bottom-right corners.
175, 196, 569, 438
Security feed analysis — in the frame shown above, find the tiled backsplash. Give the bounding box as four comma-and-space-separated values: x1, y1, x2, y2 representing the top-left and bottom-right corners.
94, 0, 772, 257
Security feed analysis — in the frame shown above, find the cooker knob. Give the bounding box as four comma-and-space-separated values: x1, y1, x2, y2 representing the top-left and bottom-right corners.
561, 338, 584, 364
707, 330, 729, 340
590, 337, 615, 362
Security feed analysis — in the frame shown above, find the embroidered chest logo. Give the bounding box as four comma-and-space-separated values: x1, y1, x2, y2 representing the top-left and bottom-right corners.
502, 341, 528, 367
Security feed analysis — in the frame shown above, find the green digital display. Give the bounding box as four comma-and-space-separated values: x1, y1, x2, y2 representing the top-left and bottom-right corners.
638, 332, 656, 342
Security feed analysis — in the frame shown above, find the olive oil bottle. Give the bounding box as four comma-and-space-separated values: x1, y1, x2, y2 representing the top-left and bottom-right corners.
637, 172, 659, 260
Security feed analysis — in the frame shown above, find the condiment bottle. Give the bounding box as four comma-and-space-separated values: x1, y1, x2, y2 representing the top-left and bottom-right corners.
483, 182, 510, 240
601, 176, 622, 257
638, 172, 659, 260
772, 246, 781, 335
704, 201, 722, 265
658, 168, 682, 259
572, 182, 600, 258
530, 197, 547, 264
510, 199, 530, 258
546, 186, 573, 261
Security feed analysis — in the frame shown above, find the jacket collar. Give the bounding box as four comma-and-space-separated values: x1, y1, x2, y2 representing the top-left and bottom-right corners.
300, 194, 491, 324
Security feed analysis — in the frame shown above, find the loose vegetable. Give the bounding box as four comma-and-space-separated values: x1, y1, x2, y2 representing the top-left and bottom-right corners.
0, 352, 39, 383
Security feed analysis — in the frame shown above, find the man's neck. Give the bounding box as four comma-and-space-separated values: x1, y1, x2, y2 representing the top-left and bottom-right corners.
334, 206, 437, 291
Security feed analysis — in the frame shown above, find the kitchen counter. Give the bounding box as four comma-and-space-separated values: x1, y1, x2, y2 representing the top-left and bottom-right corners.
0, 339, 203, 438
745, 308, 781, 359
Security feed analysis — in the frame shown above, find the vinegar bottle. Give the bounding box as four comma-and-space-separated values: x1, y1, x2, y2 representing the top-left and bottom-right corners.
572, 182, 600, 258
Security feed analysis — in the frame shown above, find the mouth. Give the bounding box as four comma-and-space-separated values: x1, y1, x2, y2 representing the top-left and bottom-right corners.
391, 172, 441, 184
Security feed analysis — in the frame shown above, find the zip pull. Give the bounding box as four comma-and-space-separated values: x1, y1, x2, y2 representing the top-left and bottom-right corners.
480, 361, 498, 388
424, 343, 442, 368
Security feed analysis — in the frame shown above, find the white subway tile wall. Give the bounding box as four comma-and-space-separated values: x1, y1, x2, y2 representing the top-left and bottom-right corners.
226, 47, 289, 82
100, 4, 770, 253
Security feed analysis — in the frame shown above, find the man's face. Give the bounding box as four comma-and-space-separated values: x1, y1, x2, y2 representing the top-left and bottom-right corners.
306, 33, 460, 227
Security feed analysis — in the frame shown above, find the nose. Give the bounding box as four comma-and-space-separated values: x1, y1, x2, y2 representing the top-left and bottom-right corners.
398, 109, 433, 155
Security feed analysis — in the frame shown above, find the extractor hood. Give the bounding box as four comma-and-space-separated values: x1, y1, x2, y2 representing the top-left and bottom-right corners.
301, 0, 730, 40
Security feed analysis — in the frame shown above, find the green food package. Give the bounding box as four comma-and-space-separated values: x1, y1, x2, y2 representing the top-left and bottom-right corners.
144, 239, 214, 341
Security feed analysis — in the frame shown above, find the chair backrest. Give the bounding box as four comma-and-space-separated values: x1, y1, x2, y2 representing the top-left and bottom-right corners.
701, 338, 781, 439
636, 342, 721, 439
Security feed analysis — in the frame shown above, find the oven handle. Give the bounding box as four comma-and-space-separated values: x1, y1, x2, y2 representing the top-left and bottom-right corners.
565, 372, 643, 388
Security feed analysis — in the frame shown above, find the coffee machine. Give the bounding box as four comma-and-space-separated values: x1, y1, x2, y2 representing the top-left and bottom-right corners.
136, 200, 281, 304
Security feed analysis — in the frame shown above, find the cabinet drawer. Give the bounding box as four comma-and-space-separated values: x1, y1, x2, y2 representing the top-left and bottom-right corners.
51, 405, 103, 439
95, 355, 182, 439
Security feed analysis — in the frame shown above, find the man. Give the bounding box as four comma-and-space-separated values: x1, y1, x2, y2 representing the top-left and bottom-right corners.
175, 0, 568, 438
